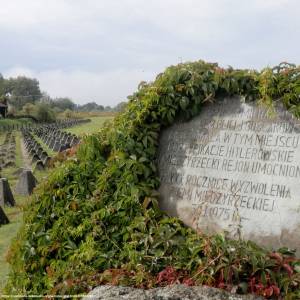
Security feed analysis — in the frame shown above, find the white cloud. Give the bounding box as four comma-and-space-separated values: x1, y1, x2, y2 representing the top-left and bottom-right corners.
0, 0, 299, 105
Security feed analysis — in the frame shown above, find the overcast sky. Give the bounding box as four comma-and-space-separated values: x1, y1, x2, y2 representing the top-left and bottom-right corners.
0, 0, 299, 106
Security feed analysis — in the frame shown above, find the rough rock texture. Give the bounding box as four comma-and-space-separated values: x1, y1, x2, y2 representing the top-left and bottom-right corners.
15, 170, 37, 196
0, 178, 15, 206
83, 285, 263, 300
157, 97, 300, 253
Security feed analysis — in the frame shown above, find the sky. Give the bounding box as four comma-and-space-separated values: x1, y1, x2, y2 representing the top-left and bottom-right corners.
0, 0, 299, 106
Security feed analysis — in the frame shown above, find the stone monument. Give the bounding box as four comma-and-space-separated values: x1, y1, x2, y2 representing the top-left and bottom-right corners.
16, 170, 38, 196
0, 178, 15, 206
158, 97, 300, 252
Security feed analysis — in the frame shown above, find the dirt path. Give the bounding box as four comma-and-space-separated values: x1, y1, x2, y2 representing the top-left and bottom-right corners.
20, 137, 32, 170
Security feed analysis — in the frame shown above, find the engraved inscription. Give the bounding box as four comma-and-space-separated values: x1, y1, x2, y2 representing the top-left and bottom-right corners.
158, 97, 300, 252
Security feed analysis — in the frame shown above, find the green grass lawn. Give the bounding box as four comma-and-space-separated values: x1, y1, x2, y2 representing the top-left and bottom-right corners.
0, 118, 32, 128
0, 219, 22, 289
0, 194, 27, 290
65, 116, 113, 136
0, 130, 29, 291
0, 117, 112, 292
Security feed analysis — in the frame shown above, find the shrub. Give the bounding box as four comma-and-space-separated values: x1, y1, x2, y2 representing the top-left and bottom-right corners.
34, 102, 56, 122
22, 103, 36, 115
5, 61, 300, 298
63, 109, 74, 118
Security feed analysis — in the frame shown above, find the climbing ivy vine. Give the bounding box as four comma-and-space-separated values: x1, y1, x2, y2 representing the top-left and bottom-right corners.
5, 61, 300, 299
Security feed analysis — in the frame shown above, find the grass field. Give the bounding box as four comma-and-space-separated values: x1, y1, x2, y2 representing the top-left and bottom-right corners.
0, 116, 112, 292
0, 194, 27, 289
65, 116, 113, 136
0, 118, 32, 127
0, 131, 31, 291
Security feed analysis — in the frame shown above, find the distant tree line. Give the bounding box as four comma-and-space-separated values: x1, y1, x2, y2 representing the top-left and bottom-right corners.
0, 73, 127, 122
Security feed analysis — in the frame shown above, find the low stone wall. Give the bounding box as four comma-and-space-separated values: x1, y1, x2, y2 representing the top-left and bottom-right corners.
83, 285, 263, 300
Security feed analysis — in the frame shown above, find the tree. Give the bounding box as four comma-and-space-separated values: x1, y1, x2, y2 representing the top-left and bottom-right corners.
22, 103, 36, 115
113, 101, 127, 112
39, 92, 52, 104
63, 109, 75, 118
77, 102, 104, 112
6, 76, 42, 109
0, 73, 6, 96
52, 106, 62, 114
52, 98, 76, 111
33, 103, 56, 122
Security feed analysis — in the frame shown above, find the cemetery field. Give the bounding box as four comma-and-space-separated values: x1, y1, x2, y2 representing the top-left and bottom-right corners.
65, 116, 113, 136
0, 118, 113, 291
34, 134, 56, 157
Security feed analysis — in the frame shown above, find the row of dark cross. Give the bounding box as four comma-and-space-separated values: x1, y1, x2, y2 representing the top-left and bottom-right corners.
55, 118, 91, 128
0, 132, 16, 170
0, 118, 90, 226
22, 119, 87, 170
0, 118, 91, 133
33, 125, 80, 152
23, 130, 51, 171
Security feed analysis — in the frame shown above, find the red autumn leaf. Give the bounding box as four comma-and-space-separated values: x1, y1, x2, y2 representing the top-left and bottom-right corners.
263, 286, 273, 297
271, 285, 280, 296
217, 281, 226, 289
182, 278, 195, 286
269, 252, 283, 263
156, 266, 179, 285
283, 263, 293, 277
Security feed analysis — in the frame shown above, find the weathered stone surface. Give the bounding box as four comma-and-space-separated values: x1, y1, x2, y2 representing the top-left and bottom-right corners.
0, 205, 9, 225
16, 170, 37, 196
158, 97, 300, 252
83, 285, 262, 300
34, 160, 44, 171
0, 178, 15, 206
53, 141, 61, 152
49, 139, 56, 149
59, 143, 70, 152
37, 147, 44, 157
70, 136, 79, 147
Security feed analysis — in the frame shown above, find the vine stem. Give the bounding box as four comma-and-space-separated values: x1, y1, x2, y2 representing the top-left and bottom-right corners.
192, 252, 223, 279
